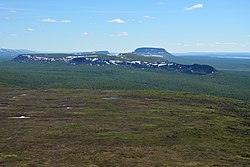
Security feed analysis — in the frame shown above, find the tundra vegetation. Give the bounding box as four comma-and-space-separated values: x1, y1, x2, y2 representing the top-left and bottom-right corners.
0, 56, 249, 166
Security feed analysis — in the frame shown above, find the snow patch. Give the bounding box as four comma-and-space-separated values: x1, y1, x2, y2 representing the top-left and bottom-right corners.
92, 58, 98, 62
158, 63, 167, 67
8, 116, 30, 119
102, 97, 119, 100
19, 94, 27, 97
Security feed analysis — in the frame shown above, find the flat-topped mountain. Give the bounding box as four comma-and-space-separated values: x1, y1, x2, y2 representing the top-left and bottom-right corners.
133, 47, 173, 57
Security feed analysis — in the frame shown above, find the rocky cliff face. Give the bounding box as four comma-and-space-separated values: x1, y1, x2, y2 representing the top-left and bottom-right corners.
12, 54, 217, 75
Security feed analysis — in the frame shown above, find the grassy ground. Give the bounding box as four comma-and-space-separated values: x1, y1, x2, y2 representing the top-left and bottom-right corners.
0, 84, 249, 166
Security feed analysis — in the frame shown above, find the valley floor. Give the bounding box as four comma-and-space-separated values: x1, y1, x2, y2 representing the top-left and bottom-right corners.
0, 62, 250, 101
0, 86, 249, 166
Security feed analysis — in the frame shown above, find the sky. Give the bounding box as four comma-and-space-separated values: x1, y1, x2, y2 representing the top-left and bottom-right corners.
0, 0, 250, 53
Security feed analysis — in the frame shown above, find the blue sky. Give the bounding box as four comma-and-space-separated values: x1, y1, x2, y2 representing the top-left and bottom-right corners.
0, 0, 250, 52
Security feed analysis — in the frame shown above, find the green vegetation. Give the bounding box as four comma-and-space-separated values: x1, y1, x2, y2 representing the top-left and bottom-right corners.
0, 88, 249, 166
0, 61, 250, 101
0, 57, 12, 62
0, 57, 249, 166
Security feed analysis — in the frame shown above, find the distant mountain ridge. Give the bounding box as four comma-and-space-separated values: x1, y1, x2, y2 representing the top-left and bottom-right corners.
12, 53, 216, 75
6, 47, 218, 75
0, 48, 35, 58
73, 51, 110, 55
173, 52, 250, 57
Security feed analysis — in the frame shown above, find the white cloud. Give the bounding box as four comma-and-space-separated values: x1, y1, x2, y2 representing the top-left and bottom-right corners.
111, 32, 129, 37
82, 32, 88, 36
185, 4, 204, 11
27, 28, 34, 32
108, 18, 125, 24
144, 16, 154, 20
41, 18, 71, 23
0, 5, 30, 11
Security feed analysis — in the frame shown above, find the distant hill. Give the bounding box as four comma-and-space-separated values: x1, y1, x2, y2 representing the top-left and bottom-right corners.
8, 46, 217, 75
173, 52, 250, 58
73, 51, 110, 55
12, 53, 216, 75
0, 48, 35, 60
133, 47, 173, 58
169, 52, 250, 72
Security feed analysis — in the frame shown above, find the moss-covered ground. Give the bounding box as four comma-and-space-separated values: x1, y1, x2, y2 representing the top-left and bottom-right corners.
0, 84, 249, 166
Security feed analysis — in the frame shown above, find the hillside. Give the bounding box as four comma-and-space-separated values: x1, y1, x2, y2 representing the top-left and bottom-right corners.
1, 1, 250, 166
0, 87, 249, 166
